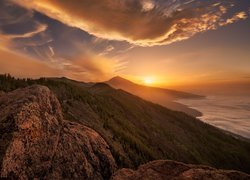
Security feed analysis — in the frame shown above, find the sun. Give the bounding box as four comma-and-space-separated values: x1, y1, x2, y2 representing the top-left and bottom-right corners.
144, 77, 154, 85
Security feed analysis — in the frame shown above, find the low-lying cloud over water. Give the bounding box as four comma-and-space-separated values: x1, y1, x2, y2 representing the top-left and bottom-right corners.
177, 95, 250, 139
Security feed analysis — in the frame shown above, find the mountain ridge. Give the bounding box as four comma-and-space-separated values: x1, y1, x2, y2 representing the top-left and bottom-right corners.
1, 74, 250, 174
106, 76, 204, 117
107, 76, 204, 99
0, 85, 249, 179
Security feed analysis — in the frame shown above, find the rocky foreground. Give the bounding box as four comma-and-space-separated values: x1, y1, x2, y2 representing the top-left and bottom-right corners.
111, 160, 250, 180
0, 85, 116, 179
0, 85, 249, 179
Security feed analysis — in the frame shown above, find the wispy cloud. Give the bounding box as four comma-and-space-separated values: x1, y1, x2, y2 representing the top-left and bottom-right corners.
0, 0, 132, 81
12, 0, 249, 46
141, 0, 155, 12
0, 45, 122, 81
60, 53, 121, 81
1, 0, 249, 83
2, 23, 47, 39
219, 12, 248, 26
0, 47, 63, 78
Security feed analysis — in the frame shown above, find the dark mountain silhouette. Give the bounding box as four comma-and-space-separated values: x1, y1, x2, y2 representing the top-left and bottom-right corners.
106, 76, 204, 117
0, 74, 250, 177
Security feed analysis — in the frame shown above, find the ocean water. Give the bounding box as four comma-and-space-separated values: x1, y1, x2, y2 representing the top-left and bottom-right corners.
177, 95, 250, 139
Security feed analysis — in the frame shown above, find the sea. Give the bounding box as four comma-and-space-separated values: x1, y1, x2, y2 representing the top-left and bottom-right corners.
177, 95, 250, 139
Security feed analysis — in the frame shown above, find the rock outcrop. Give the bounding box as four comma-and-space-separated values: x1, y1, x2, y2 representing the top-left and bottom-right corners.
0, 85, 117, 179
0, 91, 4, 97
111, 160, 250, 180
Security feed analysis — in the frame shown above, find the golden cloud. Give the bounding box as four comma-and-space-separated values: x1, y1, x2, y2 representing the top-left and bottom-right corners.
0, 46, 122, 81
0, 47, 63, 78
61, 53, 121, 81
11, 0, 249, 46
220, 12, 248, 26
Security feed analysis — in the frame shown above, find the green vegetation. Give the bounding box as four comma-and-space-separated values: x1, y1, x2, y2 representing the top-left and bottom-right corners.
1, 74, 250, 173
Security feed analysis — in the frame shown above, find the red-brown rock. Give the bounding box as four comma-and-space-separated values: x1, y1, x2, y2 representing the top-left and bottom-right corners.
111, 160, 250, 180
0, 85, 117, 179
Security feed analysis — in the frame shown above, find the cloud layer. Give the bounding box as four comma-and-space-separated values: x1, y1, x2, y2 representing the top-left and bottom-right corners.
0, 0, 131, 81
13, 0, 249, 46
0, 47, 118, 81
0, 48, 62, 78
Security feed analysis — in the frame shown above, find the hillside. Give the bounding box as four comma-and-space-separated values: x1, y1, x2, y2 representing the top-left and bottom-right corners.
0, 74, 250, 174
1, 84, 249, 179
106, 76, 204, 117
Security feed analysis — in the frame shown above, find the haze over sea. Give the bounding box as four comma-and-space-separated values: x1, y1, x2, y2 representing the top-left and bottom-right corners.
177, 95, 250, 139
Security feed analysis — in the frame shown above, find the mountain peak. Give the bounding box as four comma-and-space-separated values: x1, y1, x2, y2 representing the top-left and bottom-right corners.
109, 76, 129, 82
108, 76, 135, 86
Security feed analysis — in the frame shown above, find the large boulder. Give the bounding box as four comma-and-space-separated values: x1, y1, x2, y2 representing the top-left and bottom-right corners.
111, 160, 250, 180
0, 85, 117, 179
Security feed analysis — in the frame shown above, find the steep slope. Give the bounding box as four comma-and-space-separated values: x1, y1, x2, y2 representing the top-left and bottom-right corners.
0, 85, 116, 179
0, 75, 250, 174
106, 76, 203, 117
111, 160, 250, 180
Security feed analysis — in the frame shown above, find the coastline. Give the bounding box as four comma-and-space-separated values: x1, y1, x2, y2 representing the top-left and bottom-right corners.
176, 95, 250, 139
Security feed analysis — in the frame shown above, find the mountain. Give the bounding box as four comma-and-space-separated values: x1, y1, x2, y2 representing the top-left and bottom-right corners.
0, 85, 116, 179
0, 85, 249, 179
106, 76, 204, 117
107, 76, 203, 99
0, 74, 250, 174
111, 160, 250, 180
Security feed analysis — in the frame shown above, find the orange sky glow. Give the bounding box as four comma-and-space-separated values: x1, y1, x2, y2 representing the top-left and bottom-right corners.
0, 0, 249, 88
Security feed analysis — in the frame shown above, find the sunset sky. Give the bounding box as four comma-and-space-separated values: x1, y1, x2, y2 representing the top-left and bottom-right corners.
0, 0, 250, 87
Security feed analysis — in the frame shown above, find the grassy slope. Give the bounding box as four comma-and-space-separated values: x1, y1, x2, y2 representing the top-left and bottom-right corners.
0, 74, 250, 173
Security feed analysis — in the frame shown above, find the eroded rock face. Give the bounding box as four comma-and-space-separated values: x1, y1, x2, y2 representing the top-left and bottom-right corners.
0, 85, 116, 179
111, 160, 250, 180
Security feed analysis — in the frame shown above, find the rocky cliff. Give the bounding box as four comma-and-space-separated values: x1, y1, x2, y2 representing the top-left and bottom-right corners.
111, 160, 250, 180
0, 85, 117, 179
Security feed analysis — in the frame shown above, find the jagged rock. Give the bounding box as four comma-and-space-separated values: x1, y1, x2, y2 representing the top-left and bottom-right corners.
111, 160, 250, 180
0, 85, 117, 179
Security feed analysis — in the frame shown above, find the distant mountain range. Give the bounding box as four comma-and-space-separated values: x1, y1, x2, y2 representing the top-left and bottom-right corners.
0, 74, 250, 175
106, 76, 204, 117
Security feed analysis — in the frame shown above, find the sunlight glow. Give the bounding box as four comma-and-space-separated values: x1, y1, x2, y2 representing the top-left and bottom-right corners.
144, 77, 154, 85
